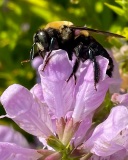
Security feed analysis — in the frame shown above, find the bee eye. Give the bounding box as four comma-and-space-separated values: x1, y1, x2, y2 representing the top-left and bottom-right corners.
33, 31, 48, 44
38, 32, 47, 43
33, 30, 49, 51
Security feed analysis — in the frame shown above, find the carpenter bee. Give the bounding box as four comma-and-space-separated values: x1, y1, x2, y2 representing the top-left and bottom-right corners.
29, 21, 124, 89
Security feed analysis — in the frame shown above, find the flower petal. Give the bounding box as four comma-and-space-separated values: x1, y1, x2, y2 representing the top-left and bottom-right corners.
0, 142, 41, 160
73, 56, 111, 122
84, 105, 128, 156
0, 84, 33, 117
31, 56, 43, 70
0, 84, 53, 137
110, 149, 128, 160
0, 125, 29, 148
89, 149, 128, 160
72, 114, 93, 147
40, 49, 73, 81
31, 56, 43, 83
111, 93, 128, 106
30, 84, 45, 103
39, 50, 75, 118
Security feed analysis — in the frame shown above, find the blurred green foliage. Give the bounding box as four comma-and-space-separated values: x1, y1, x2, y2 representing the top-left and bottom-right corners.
0, 0, 128, 145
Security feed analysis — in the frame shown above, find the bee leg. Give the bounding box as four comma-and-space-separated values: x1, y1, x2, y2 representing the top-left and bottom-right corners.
46, 37, 59, 59
67, 58, 80, 83
89, 36, 114, 78
88, 49, 100, 90
66, 42, 83, 83
42, 37, 59, 71
42, 51, 52, 71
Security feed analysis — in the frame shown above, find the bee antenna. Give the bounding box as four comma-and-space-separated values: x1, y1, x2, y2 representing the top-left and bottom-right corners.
30, 42, 36, 60
21, 59, 30, 65
21, 42, 36, 65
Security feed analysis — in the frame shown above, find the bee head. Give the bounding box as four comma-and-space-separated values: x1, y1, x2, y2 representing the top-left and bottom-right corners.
30, 30, 49, 60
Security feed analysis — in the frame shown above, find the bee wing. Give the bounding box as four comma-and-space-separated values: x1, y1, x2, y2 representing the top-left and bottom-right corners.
70, 26, 125, 38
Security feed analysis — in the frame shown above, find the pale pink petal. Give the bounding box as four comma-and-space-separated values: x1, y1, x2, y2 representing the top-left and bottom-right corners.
111, 93, 128, 106
0, 142, 41, 160
40, 50, 73, 81
0, 84, 53, 137
0, 125, 29, 148
89, 149, 128, 160
31, 56, 43, 70
30, 84, 45, 103
89, 154, 110, 160
84, 105, 128, 156
44, 152, 61, 160
73, 56, 112, 122
72, 114, 93, 147
110, 149, 128, 160
39, 50, 75, 118
31, 56, 43, 83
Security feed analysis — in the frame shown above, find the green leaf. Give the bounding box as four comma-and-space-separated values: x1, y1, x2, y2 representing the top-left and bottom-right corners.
115, 0, 128, 7
122, 27, 128, 40
105, 2, 124, 16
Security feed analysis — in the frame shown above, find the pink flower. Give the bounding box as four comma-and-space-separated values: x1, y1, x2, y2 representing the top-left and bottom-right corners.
88, 149, 128, 160
31, 56, 43, 83
0, 142, 41, 160
111, 93, 128, 106
84, 105, 128, 157
0, 49, 122, 159
0, 125, 29, 148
